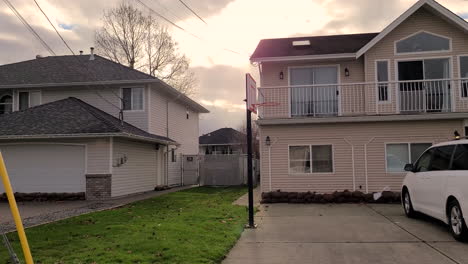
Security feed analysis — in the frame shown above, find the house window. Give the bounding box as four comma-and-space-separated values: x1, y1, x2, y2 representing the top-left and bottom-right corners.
171, 149, 176, 162
312, 145, 333, 173
396, 31, 450, 54
377, 61, 389, 102
459, 56, 468, 98
289, 145, 333, 174
289, 146, 311, 173
386, 143, 432, 172
0, 94, 12, 114
122, 87, 144, 111
18, 91, 41, 111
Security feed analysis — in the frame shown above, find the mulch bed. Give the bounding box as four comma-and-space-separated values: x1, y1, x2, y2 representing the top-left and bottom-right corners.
261, 190, 401, 204
0, 192, 85, 202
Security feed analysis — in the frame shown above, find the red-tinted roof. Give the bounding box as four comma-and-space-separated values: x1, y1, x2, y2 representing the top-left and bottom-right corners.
250, 33, 379, 60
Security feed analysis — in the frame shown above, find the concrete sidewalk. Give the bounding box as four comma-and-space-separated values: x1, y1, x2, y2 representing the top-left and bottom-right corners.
0, 186, 193, 232
223, 203, 468, 264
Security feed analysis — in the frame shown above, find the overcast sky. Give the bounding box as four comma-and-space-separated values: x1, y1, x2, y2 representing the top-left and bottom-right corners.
1, 0, 468, 134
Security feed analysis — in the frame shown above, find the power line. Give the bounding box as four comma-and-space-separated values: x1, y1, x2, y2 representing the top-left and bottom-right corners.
177, 0, 207, 25
7, 0, 122, 112
2, 0, 56, 55
135, 0, 248, 57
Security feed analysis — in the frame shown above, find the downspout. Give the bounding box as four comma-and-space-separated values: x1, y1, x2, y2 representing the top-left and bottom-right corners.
364, 137, 376, 194
268, 145, 272, 192
343, 138, 355, 191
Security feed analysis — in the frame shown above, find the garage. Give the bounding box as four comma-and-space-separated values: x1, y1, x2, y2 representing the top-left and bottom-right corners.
0, 144, 86, 193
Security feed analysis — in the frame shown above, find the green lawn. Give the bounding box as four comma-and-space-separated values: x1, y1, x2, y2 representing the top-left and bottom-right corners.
1, 187, 248, 264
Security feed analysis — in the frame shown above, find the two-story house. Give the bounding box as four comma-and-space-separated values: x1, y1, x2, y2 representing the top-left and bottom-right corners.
251, 0, 468, 195
0, 52, 208, 199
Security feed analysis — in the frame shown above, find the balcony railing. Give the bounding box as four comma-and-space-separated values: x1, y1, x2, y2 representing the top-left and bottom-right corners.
257, 79, 466, 119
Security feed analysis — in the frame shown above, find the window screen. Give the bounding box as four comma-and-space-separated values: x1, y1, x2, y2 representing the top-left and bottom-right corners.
386, 144, 409, 172
460, 57, 468, 98
19, 92, 29, 111
312, 145, 333, 173
122, 88, 143, 110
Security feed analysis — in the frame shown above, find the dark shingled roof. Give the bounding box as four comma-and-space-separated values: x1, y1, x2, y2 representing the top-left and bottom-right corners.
199, 128, 245, 145
0, 55, 154, 86
250, 33, 379, 60
0, 97, 176, 144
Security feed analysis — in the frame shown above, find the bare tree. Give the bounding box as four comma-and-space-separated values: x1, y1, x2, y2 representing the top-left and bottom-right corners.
95, 2, 197, 96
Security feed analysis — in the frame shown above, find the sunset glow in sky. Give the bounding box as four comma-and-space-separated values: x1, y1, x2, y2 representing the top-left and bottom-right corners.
1, 0, 468, 133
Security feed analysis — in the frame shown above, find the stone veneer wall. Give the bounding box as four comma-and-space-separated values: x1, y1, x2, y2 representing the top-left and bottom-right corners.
86, 174, 111, 200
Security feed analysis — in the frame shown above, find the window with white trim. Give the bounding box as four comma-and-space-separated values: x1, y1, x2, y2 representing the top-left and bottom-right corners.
459, 56, 468, 98
289, 145, 333, 174
386, 143, 432, 172
377, 61, 389, 102
0, 94, 12, 114
122, 87, 144, 111
18, 91, 41, 111
396, 32, 450, 54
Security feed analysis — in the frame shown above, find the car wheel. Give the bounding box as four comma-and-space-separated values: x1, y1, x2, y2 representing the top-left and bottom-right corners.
402, 190, 416, 218
448, 200, 468, 242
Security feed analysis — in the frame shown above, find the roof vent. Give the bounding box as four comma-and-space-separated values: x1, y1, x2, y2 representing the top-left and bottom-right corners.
292, 40, 310, 47
79, 50, 83, 55
36, 54, 43, 59
89, 47, 95, 61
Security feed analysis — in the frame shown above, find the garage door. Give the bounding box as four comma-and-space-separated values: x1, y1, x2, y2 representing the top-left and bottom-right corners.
0, 144, 86, 193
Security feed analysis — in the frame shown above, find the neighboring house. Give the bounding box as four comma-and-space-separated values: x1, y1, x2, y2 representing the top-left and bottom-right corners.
199, 128, 246, 155
0, 51, 208, 199
251, 0, 468, 194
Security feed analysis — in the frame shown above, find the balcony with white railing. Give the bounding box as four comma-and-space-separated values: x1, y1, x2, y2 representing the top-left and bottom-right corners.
257, 79, 468, 119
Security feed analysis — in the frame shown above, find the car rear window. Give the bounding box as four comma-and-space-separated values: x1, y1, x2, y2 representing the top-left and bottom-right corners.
451, 144, 468, 170
430, 145, 455, 171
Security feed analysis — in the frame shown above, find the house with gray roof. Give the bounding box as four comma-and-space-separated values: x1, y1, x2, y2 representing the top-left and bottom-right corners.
0, 49, 208, 199
199, 128, 246, 155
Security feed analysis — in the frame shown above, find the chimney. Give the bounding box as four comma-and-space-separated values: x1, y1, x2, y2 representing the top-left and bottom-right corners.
89, 47, 95, 60
79, 50, 83, 55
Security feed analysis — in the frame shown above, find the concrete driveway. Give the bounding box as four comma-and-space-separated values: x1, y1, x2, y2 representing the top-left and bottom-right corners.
224, 203, 468, 264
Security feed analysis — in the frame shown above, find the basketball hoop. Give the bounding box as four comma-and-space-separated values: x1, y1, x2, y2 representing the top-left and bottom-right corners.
253, 102, 280, 107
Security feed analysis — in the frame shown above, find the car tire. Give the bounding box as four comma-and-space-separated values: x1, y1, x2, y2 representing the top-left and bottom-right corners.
448, 200, 468, 242
402, 190, 416, 218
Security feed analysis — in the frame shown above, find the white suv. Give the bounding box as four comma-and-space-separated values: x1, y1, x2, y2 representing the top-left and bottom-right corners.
402, 139, 468, 241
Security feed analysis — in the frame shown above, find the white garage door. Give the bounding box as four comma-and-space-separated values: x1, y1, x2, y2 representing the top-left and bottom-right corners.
0, 144, 86, 193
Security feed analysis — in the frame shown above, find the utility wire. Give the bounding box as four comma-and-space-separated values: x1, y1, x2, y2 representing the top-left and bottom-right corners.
135, 0, 248, 57
2, 0, 56, 55
177, 0, 207, 25
32, 0, 123, 112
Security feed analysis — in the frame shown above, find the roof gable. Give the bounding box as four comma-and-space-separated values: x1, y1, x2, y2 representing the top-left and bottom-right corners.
199, 128, 245, 145
356, 0, 468, 58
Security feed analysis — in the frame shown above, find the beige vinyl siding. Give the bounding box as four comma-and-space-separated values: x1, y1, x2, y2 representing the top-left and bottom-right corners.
365, 6, 468, 113
259, 119, 463, 193
111, 138, 158, 197
40, 85, 149, 131
0, 137, 111, 175
148, 85, 200, 186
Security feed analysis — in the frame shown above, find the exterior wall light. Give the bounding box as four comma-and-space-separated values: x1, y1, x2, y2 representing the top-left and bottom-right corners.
345, 68, 350, 77
279, 71, 284, 80
265, 136, 271, 146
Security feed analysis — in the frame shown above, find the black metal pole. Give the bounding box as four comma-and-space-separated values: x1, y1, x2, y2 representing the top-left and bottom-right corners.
246, 108, 255, 228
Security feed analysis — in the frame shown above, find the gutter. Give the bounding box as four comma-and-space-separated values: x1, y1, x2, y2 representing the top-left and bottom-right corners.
0, 132, 179, 146
0, 79, 158, 89
250, 53, 357, 63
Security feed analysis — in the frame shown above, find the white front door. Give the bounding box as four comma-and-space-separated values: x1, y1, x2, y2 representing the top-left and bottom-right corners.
0, 144, 86, 193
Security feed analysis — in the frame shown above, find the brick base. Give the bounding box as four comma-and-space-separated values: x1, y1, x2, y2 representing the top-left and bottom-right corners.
86, 174, 111, 200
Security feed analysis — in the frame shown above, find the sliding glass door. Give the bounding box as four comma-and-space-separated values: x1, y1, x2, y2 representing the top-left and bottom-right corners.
398, 58, 451, 112
290, 66, 338, 117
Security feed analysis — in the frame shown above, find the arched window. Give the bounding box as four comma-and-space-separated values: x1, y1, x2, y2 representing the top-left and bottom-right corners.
396, 31, 450, 54
0, 95, 12, 114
